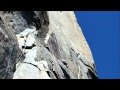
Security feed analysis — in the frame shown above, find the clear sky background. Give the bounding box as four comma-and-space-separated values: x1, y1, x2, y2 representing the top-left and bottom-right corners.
75, 11, 120, 79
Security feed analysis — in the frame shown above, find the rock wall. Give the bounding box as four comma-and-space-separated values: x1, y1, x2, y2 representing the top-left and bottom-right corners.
0, 11, 98, 79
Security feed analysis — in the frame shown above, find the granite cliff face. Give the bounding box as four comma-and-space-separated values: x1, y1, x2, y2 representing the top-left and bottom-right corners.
0, 11, 98, 79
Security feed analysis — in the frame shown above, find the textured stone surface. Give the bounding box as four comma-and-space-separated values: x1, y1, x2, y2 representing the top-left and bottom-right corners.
0, 11, 98, 79
0, 20, 23, 79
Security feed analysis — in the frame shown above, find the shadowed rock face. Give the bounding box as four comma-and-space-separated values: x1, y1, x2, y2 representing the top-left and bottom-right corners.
0, 11, 98, 79
0, 22, 22, 79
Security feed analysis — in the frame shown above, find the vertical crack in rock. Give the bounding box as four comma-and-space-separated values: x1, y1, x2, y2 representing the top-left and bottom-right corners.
87, 69, 98, 79
47, 33, 61, 59
60, 66, 70, 79
0, 11, 98, 79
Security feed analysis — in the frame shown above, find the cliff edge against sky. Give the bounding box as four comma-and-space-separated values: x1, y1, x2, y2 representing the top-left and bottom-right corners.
0, 11, 98, 79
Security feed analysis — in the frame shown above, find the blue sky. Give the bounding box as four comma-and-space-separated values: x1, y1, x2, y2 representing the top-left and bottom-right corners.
75, 11, 120, 79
